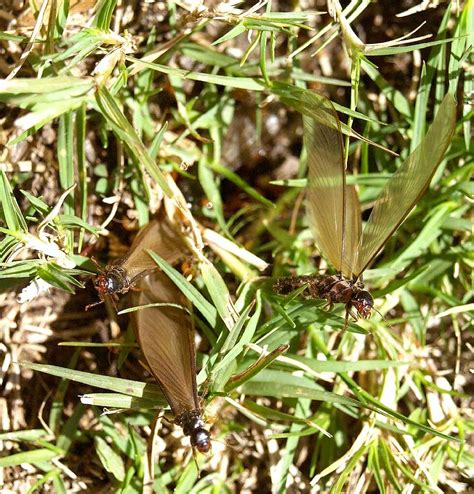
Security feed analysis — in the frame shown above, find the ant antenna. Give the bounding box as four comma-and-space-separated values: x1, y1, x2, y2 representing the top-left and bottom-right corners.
90, 256, 104, 271
372, 306, 391, 328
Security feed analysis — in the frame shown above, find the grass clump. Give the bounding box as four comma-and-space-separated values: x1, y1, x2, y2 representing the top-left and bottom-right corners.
0, 2, 472, 492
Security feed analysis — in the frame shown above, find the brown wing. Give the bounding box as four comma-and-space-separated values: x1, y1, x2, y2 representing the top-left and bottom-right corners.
131, 272, 198, 417
341, 185, 362, 278
121, 209, 188, 280
304, 99, 347, 275
354, 93, 457, 277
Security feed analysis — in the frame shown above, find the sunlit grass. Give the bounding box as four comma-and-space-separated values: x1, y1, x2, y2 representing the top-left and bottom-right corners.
0, 2, 471, 492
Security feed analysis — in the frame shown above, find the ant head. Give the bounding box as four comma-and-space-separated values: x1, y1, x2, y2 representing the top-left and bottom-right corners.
179, 411, 212, 454
94, 273, 116, 297
191, 427, 211, 453
93, 268, 126, 298
352, 290, 374, 319
86, 263, 127, 311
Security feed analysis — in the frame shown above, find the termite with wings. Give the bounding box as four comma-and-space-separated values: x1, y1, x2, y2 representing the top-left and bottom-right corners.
274, 92, 456, 322
93, 210, 211, 452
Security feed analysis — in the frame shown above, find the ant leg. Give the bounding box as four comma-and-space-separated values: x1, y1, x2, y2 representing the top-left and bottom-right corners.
350, 310, 359, 322
321, 296, 334, 312
192, 449, 202, 477
85, 299, 104, 311
161, 414, 174, 426
343, 303, 360, 330
340, 305, 355, 338
129, 283, 143, 293
110, 294, 119, 312
199, 380, 210, 403
344, 307, 350, 330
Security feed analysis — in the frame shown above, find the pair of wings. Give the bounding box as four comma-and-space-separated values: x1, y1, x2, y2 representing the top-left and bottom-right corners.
131, 270, 199, 418
117, 208, 187, 282
305, 93, 456, 279
125, 210, 198, 417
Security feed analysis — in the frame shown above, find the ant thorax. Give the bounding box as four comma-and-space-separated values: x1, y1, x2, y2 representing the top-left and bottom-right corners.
273, 274, 373, 319
176, 409, 211, 453
273, 273, 359, 303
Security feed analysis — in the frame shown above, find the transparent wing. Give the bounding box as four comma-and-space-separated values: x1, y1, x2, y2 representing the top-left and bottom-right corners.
354, 93, 457, 277
342, 185, 361, 278
304, 101, 347, 274
121, 209, 188, 280
131, 272, 198, 417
